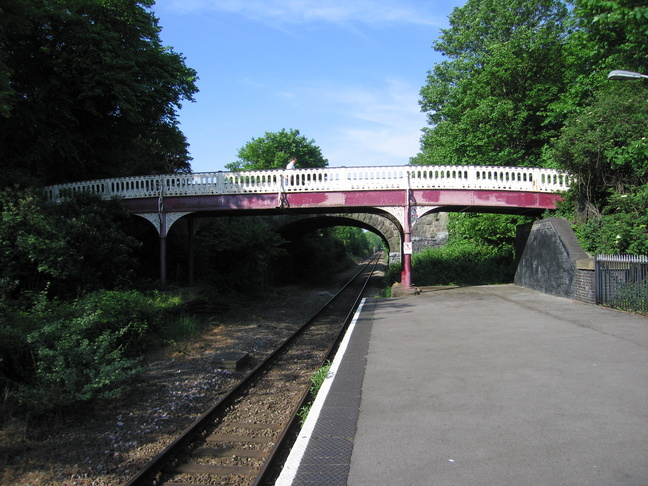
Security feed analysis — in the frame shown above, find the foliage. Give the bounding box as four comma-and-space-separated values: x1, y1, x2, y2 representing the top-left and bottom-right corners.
416, 0, 569, 167
288, 228, 355, 283
415, 0, 647, 262
604, 279, 648, 315
542, 0, 648, 230
287, 227, 375, 284
572, 186, 648, 255
364, 231, 385, 252
194, 217, 288, 293
297, 361, 331, 424
385, 213, 530, 287
1, 289, 189, 414
544, 82, 648, 213
226, 129, 328, 171
0, 0, 198, 186
0, 188, 140, 307
554, 0, 648, 119
330, 227, 374, 258
447, 213, 533, 249
384, 239, 516, 287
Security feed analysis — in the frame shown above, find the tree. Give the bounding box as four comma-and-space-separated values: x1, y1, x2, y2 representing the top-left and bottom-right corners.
0, 0, 198, 187
544, 82, 648, 214
0, 188, 140, 306
0, 0, 37, 118
331, 227, 374, 258
226, 129, 328, 171
194, 217, 287, 293
416, 0, 569, 167
547, 1, 648, 127
542, 0, 648, 223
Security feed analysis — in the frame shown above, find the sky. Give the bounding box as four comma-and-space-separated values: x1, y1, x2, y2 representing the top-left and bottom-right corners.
151, 0, 466, 173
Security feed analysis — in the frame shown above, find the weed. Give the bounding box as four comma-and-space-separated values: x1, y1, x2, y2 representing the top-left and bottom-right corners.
298, 361, 332, 424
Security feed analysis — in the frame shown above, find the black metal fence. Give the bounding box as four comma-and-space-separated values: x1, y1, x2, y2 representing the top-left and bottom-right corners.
595, 254, 648, 313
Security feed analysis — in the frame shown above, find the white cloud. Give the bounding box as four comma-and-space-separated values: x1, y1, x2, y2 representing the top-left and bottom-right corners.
164, 0, 448, 27
280, 78, 425, 166
293, 78, 423, 131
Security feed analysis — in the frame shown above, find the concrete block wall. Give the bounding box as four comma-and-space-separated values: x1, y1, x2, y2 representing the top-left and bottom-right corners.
515, 218, 596, 304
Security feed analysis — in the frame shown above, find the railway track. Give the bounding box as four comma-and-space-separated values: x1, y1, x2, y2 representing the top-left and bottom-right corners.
123, 253, 382, 486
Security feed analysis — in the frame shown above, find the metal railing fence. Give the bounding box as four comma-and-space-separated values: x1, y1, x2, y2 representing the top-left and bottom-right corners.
43, 165, 572, 201
595, 254, 648, 313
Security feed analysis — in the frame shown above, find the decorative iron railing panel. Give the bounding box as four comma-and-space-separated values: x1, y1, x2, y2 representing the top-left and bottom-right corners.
44, 165, 571, 201
596, 254, 648, 313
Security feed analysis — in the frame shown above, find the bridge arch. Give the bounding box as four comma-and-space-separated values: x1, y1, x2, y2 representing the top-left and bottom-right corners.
265, 212, 401, 261
142, 210, 403, 284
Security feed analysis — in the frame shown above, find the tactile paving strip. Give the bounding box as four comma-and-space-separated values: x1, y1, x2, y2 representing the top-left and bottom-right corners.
289, 298, 377, 485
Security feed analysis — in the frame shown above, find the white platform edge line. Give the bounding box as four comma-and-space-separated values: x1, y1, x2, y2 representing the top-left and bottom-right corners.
275, 298, 367, 486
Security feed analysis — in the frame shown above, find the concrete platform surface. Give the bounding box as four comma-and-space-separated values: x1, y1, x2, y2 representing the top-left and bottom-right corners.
348, 285, 648, 486
278, 284, 648, 485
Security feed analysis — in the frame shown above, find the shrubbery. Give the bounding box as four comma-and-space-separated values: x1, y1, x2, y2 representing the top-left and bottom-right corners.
385, 213, 529, 288
1, 289, 191, 415
0, 187, 140, 306
413, 240, 515, 286
572, 187, 648, 255
385, 238, 516, 287
0, 187, 381, 416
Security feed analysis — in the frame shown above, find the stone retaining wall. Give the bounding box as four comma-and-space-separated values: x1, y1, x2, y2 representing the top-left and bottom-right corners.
515, 218, 596, 304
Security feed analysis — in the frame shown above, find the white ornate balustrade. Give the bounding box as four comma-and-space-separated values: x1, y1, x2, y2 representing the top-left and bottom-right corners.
44, 165, 571, 201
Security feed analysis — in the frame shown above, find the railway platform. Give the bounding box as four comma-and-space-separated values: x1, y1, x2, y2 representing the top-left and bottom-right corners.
276, 284, 648, 486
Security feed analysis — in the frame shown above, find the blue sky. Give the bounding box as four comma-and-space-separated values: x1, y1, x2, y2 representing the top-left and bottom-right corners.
152, 0, 466, 173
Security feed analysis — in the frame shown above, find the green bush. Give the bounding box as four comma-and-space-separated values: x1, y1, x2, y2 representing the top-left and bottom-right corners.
575, 186, 648, 255
195, 217, 287, 292
297, 361, 332, 424
385, 239, 516, 287
27, 317, 143, 405
2, 289, 189, 415
0, 187, 140, 306
549, 184, 648, 256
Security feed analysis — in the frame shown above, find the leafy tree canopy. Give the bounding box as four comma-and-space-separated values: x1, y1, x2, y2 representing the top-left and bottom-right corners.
416, 0, 569, 167
0, 0, 198, 187
226, 129, 328, 171
414, 0, 648, 255
543, 82, 648, 211
543, 0, 648, 221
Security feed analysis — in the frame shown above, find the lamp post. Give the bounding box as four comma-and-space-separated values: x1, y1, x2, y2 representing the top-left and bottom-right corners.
608, 70, 648, 80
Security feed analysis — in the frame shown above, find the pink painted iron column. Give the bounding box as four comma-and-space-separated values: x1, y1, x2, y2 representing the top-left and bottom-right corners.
159, 212, 167, 285
401, 183, 413, 288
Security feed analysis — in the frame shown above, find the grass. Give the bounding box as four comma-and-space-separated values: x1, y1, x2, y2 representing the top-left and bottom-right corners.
297, 361, 332, 424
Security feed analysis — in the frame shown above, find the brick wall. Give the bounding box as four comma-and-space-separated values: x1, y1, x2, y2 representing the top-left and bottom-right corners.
572, 268, 596, 304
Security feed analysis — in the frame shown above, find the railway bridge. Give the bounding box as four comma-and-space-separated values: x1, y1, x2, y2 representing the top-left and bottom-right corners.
45, 165, 571, 287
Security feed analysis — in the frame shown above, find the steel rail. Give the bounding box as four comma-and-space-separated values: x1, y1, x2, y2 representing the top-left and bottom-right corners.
252, 253, 381, 485
122, 253, 382, 486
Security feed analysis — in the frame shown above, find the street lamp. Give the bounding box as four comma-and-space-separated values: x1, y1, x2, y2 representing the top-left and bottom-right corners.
608, 70, 648, 80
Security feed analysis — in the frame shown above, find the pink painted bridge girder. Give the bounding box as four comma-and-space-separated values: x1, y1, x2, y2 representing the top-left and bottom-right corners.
413, 189, 561, 211
122, 189, 562, 214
